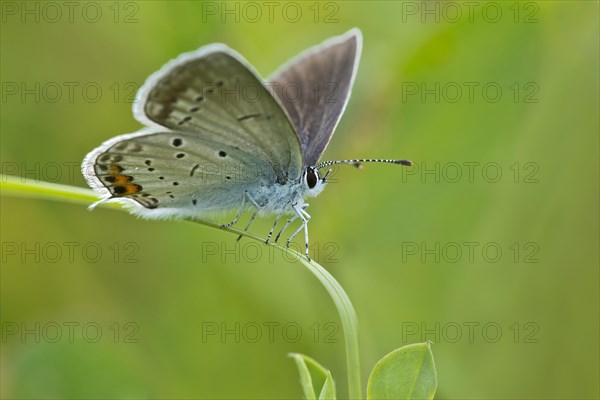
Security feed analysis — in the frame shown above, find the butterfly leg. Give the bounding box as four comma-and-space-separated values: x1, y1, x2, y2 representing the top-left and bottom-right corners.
274, 214, 298, 243
266, 211, 286, 244
237, 211, 258, 241
274, 203, 308, 243
286, 203, 312, 260
221, 192, 260, 229
221, 194, 246, 228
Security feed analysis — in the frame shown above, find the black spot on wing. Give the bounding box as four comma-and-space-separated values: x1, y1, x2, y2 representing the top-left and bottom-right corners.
178, 116, 192, 125
237, 113, 262, 122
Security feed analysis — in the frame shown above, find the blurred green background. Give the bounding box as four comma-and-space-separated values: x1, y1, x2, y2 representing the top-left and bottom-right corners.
1, 1, 598, 398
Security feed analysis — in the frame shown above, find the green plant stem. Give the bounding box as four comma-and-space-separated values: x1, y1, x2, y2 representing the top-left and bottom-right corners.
1, 174, 362, 399
1, 175, 118, 208
296, 255, 361, 399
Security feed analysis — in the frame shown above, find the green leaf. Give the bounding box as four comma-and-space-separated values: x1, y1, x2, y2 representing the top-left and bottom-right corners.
318, 371, 336, 400
367, 342, 437, 400
289, 353, 336, 400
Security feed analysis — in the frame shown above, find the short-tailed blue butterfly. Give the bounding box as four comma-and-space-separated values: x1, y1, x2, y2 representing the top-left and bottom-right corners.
82, 28, 411, 259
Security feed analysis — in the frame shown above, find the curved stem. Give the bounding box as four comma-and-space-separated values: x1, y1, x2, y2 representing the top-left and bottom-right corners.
1, 175, 117, 207
1, 174, 362, 399
295, 255, 361, 399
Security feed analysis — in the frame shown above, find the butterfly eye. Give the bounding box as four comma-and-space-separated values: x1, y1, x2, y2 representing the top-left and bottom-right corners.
306, 167, 319, 189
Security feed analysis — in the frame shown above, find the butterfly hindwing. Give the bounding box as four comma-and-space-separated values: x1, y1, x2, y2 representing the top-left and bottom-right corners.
83, 129, 278, 217
267, 29, 362, 167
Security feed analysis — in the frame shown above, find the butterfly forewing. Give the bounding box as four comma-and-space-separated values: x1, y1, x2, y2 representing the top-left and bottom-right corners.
267, 29, 361, 167
137, 46, 303, 184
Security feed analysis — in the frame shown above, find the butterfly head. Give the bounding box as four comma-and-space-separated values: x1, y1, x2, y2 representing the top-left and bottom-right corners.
302, 166, 329, 198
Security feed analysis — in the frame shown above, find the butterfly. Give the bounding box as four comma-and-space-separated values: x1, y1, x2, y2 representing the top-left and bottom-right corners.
82, 28, 411, 260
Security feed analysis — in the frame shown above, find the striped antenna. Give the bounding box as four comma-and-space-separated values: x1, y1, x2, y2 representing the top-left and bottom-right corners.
315, 158, 413, 170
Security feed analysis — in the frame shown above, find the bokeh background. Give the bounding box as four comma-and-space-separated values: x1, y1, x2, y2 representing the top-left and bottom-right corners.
1, 1, 598, 399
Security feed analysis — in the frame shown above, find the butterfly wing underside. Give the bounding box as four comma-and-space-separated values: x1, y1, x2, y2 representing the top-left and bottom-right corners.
83, 45, 303, 217
267, 29, 362, 167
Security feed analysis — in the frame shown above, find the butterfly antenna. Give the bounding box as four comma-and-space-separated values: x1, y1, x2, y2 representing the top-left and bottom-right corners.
315, 158, 413, 170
